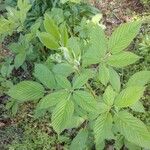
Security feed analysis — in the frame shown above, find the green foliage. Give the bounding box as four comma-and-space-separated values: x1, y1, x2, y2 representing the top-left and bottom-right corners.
1, 0, 150, 149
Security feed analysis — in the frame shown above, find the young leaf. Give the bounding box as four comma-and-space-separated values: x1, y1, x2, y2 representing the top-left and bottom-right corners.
98, 64, 109, 86
44, 14, 60, 40
34, 64, 56, 89
73, 70, 93, 89
36, 90, 69, 110
126, 71, 150, 87
103, 85, 116, 106
8, 81, 44, 102
109, 67, 120, 92
73, 90, 97, 113
70, 129, 88, 150
114, 111, 150, 149
108, 21, 141, 54
114, 86, 145, 108
55, 75, 71, 89
94, 113, 114, 144
51, 99, 74, 134
37, 32, 59, 50
107, 52, 140, 68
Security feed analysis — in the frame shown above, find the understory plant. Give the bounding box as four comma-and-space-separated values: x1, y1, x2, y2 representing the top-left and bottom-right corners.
0, 0, 150, 150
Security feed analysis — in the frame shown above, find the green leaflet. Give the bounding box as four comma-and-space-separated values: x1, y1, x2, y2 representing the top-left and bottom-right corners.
73, 90, 97, 113
107, 51, 140, 68
55, 75, 71, 89
98, 64, 109, 86
114, 86, 145, 108
94, 113, 114, 144
109, 67, 120, 92
114, 111, 150, 149
89, 25, 107, 57
14, 50, 26, 69
36, 90, 69, 110
82, 25, 107, 67
8, 81, 44, 102
103, 85, 116, 106
67, 37, 81, 57
73, 69, 93, 89
52, 63, 74, 77
44, 13, 60, 40
126, 71, 150, 87
59, 23, 68, 46
34, 64, 56, 89
70, 129, 88, 150
130, 101, 145, 113
51, 98, 74, 134
37, 32, 59, 50
108, 21, 141, 54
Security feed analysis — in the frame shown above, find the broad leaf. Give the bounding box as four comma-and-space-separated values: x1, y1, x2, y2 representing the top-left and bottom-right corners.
37, 32, 59, 50
103, 85, 116, 106
36, 90, 69, 110
70, 129, 88, 150
73, 90, 97, 113
109, 67, 120, 92
8, 81, 44, 102
114, 86, 145, 108
114, 111, 150, 149
94, 113, 114, 144
108, 21, 141, 53
34, 64, 56, 89
107, 52, 140, 68
51, 99, 74, 134
44, 14, 60, 40
126, 71, 150, 87
98, 64, 109, 86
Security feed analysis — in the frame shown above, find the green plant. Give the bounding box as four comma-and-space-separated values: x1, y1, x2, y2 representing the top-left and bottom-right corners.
6, 12, 150, 150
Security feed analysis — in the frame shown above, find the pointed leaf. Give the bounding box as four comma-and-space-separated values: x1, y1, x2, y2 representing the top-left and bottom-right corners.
107, 52, 140, 68
37, 32, 59, 50
98, 64, 109, 86
44, 14, 60, 40
34, 64, 56, 89
73, 70, 93, 89
114, 86, 145, 108
36, 90, 69, 110
55, 75, 71, 89
114, 111, 150, 149
73, 90, 97, 113
103, 85, 116, 106
94, 113, 113, 144
130, 101, 145, 113
51, 99, 74, 134
8, 81, 44, 102
126, 71, 150, 87
109, 67, 121, 92
108, 21, 141, 54
70, 129, 88, 150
